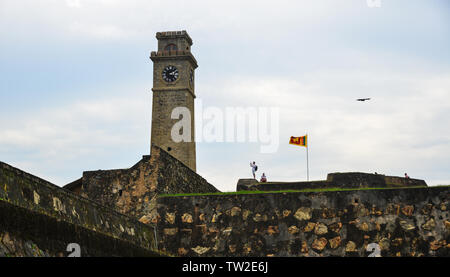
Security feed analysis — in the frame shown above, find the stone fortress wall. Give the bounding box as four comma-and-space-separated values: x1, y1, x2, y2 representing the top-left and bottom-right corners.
1, 148, 449, 257
0, 161, 160, 257
65, 145, 218, 225
237, 172, 428, 191
155, 186, 449, 257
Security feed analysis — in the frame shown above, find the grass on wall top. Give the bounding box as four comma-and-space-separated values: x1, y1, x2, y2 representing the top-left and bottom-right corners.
157, 185, 447, 198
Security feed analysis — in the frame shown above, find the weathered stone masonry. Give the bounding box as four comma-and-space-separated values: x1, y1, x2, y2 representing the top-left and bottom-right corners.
156, 187, 449, 257
150, 30, 198, 171
65, 145, 218, 225
237, 172, 427, 192
0, 162, 160, 257
3, 147, 448, 257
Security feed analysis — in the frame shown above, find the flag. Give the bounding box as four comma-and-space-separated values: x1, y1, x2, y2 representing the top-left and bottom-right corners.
289, 135, 307, 147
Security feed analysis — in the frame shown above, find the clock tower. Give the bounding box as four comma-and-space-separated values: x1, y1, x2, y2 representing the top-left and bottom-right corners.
150, 31, 198, 171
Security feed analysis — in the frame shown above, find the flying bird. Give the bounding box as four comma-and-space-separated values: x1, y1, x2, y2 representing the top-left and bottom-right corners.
356, 98, 371, 101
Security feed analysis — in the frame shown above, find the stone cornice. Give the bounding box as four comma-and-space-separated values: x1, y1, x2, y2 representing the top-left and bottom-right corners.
150, 51, 198, 69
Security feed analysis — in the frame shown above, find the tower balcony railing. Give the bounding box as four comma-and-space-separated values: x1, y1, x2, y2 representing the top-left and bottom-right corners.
150, 50, 192, 57
156, 30, 192, 45
150, 50, 198, 67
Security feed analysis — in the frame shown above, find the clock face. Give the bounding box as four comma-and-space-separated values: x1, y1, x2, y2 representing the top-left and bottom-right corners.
162, 65, 179, 83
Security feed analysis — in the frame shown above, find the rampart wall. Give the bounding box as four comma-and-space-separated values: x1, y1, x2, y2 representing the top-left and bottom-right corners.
67, 145, 218, 225
0, 162, 161, 257
237, 172, 427, 191
156, 186, 449, 257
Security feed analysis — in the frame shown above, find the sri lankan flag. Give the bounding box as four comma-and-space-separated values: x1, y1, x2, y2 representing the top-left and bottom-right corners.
289, 135, 307, 147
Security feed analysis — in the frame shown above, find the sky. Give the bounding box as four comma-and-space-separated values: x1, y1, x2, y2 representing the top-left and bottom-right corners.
0, 0, 449, 192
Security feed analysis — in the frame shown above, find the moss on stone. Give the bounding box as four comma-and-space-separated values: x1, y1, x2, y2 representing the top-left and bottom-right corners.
158, 185, 438, 197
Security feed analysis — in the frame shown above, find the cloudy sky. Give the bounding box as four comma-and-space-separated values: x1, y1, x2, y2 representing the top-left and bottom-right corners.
0, 0, 449, 191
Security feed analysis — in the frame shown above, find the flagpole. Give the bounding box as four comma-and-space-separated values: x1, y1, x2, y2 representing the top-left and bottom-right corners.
306, 133, 309, 181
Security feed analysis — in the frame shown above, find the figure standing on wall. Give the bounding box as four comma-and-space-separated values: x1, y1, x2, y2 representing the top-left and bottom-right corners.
404, 173, 411, 184
250, 161, 258, 179
260, 173, 267, 182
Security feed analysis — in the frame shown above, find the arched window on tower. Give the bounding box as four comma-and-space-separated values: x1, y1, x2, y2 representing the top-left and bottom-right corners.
164, 44, 178, 51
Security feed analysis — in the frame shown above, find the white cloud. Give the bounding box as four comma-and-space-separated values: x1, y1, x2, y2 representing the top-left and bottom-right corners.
65, 0, 81, 8
0, 95, 149, 150
0, 0, 370, 42
68, 21, 133, 39
0, 82, 152, 185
